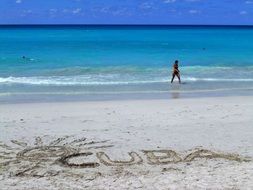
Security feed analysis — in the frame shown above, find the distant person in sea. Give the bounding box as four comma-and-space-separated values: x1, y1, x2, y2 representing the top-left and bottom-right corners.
171, 60, 181, 84
22, 56, 34, 61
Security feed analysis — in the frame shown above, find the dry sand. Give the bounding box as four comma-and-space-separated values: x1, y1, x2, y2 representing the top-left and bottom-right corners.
0, 96, 253, 189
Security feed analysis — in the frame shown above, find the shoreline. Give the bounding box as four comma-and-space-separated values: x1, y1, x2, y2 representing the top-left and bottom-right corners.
1, 88, 253, 104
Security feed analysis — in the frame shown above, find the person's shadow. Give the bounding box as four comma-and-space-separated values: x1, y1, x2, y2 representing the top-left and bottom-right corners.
171, 91, 180, 99
170, 83, 183, 99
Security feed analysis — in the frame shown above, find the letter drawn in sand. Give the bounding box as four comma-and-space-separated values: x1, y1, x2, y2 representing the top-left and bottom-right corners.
184, 149, 251, 162
96, 152, 143, 166
58, 152, 100, 168
143, 150, 182, 165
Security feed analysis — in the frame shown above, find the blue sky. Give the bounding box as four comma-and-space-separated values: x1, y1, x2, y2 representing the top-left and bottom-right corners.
0, 0, 253, 25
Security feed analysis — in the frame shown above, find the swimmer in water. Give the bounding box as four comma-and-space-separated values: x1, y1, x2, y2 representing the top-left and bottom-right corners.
22, 56, 34, 61
171, 60, 181, 84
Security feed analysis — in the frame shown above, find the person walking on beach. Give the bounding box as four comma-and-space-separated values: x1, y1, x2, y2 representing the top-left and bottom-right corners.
171, 60, 181, 84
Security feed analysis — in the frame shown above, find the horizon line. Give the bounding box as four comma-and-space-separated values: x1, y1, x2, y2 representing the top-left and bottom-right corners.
0, 24, 253, 27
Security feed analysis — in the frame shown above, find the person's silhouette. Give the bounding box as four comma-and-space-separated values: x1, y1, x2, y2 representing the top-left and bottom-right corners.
171, 60, 181, 84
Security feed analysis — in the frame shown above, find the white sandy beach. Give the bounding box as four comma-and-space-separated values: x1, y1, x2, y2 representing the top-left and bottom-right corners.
0, 96, 253, 189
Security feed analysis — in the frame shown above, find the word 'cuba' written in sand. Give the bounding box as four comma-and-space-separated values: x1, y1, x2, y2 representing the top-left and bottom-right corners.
57, 149, 250, 168
1, 136, 251, 178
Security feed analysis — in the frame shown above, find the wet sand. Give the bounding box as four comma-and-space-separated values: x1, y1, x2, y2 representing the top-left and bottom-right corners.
0, 96, 253, 189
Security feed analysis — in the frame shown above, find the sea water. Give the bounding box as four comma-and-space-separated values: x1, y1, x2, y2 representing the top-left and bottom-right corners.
0, 25, 253, 102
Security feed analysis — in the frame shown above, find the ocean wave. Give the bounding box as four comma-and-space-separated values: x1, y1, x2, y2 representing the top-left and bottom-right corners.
184, 77, 253, 82
0, 76, 166, 85
0, 76, 253, 86
39, 65, 253, 76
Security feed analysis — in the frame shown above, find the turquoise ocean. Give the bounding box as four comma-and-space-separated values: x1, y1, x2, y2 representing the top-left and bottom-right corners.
0, 25, 253, 102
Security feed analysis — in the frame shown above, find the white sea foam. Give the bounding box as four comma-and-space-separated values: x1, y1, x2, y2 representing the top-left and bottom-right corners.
0, 76, 164, 86
184, 77, 253, 82
0, 76, 253, 86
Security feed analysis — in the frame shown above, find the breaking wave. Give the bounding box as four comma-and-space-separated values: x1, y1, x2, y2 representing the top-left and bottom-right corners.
0, 76, 253, 86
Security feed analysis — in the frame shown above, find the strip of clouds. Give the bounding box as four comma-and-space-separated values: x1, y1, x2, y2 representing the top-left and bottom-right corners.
72, 8, 82, 14
62, 8, 82, 15
45, 8, 84, 17
189, 9, 200, 14
245, 1, 253, 4
140, 2, 153, 9
21, 9, 32, 17
97, 6, 131, 16
240, 10, 248, 15
185, 0, 202, 2
164, 0, 176, 3
164, 0, 201, 3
